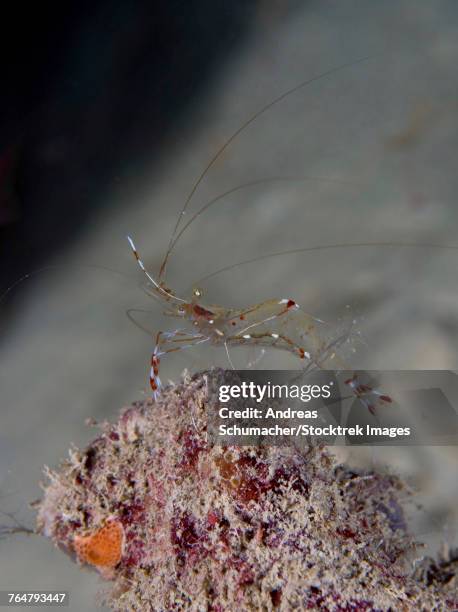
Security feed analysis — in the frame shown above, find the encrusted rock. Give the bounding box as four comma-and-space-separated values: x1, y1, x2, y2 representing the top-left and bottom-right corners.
37, 370, 457, 611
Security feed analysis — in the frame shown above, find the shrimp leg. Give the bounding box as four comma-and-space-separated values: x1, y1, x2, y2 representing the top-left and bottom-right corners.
150, 330, 209, 398
223, 300, 335, 367
224, 304, 392, 414
229, 331, 312, 361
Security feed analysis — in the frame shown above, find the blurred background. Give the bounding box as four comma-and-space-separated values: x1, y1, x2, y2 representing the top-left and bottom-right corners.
0, 1, 457, 609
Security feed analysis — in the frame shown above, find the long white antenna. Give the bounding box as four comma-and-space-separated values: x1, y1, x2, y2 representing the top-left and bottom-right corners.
127, 236, 186, 304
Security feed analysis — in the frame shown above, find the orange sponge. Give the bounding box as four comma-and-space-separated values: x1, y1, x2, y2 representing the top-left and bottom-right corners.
74, 519, 124, 569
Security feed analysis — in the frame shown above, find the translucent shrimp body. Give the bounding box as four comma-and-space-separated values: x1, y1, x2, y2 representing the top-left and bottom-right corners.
127, 235, 392, 412
206, 299, 325, 363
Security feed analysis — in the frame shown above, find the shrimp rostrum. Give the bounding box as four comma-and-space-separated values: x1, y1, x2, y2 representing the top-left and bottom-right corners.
127, 58, 400, 411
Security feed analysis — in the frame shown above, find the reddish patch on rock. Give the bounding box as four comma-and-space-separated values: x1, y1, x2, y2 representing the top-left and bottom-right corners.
238, 566, 255, 586
215, 452, 271, 503
171, 513, 208, 565
74, 473, 89, 487
217, 517, 231, 547
336, 527, 358, 540
180, 429, 206, 471
123, 535, 145, 568
335, 601, 377, 611
206, 510, 220, 528
305, 586, 327, 609
119, 500, 146, 526
270, 588, 282, 607
216, 452, 309, 504
230, 556, 255, 586
83, 447, 98, 474
271, 466, 309, 496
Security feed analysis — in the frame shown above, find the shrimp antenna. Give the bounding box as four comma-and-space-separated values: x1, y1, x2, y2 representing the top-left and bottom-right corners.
193, 241, 458, 285
127, 235, 186, 304
126, 308, 156, 335
0, 264, 135, 309
166, 175, 363, 260
159, 55, 375, 280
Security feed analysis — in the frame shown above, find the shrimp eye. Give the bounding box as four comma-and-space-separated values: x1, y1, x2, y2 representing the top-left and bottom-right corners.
178, 306, 186, 314
193, 287, 203, 298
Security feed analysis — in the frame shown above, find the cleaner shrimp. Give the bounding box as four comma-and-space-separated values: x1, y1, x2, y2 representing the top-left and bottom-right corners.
127, 57, 396, 413
128, 237, 391, 414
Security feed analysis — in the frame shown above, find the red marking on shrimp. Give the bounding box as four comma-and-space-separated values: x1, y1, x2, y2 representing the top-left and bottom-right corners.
344, 374, 393, 415
193, 304, 214, 319
239, 314, 245, 320
287, 299, 296, 309
151, 356, 160, 376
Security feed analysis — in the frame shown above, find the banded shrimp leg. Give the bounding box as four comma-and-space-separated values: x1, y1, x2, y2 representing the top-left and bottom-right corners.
149, 330, 209, 398
215, 298, 394, 414
127, 236, 213, 396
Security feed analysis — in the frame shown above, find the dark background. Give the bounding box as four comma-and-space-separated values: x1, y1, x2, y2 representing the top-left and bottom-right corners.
0, 0, 259, 319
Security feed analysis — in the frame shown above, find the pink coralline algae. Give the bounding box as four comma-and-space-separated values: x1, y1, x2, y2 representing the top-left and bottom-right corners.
37, 370, 457, 611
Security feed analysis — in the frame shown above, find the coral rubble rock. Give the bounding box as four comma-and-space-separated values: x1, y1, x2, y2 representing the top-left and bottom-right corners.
37, 371, 457, 611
